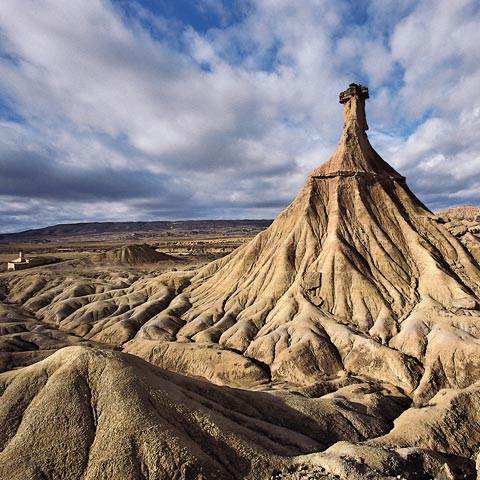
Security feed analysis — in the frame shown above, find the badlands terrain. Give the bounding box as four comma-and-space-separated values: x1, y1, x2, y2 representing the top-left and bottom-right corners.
1, 84, 480, 479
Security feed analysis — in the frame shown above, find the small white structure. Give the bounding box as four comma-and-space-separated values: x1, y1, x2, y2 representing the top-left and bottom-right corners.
7, 251, 31, 271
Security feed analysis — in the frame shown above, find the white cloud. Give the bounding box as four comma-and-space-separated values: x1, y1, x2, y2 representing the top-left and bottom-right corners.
0, 0, 479, 231
391, 0, 480, 116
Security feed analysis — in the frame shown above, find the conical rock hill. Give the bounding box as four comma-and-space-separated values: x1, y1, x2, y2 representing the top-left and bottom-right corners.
5, 84, 480, 405
82, 244, 176, 266
127, 83, 480, 401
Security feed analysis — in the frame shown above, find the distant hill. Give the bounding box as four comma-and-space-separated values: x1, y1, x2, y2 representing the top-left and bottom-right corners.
436, 205, 480, 222
80, 244, 178, 266
436, 205, 480, 264
0, 219, 273, 242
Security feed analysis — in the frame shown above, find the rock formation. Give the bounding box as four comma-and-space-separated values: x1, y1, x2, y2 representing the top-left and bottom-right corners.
1, 84, 480, 479
123, 83, 480, 404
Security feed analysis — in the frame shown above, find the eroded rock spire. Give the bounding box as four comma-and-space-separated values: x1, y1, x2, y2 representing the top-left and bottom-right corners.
339, 83, 369, 133
311, 83, 402, 179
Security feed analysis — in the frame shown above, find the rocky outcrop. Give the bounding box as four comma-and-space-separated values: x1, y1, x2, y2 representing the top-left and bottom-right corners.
437, 205, 480, 223
436, 206, 480, 264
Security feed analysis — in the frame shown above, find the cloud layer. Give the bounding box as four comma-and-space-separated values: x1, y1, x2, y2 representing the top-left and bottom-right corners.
0, 0, 479, 232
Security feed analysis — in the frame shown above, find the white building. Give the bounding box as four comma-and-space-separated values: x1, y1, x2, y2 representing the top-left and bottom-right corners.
7, 251, 31, 271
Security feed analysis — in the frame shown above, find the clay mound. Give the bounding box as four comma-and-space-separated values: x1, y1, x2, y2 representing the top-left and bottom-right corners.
0, 346, 397, 479
84, 244, 177, 266
1, 346, 476, 480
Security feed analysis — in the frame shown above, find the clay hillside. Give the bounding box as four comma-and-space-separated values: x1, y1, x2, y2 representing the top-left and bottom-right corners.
437, 205, 480, 223
1, 84, 479, 479
437, 205, 480, 264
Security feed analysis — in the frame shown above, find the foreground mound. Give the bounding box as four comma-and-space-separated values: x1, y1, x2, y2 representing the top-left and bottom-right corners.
0, 346, 477, 480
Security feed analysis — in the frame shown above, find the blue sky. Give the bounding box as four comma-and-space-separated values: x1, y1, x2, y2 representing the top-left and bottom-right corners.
0, 0, 479, 232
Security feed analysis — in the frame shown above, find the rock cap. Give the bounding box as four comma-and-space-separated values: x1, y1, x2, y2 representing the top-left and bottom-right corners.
339, 83, 369, 104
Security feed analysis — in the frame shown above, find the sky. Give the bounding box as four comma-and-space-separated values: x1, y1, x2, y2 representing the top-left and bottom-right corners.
0, 0, 479, 233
